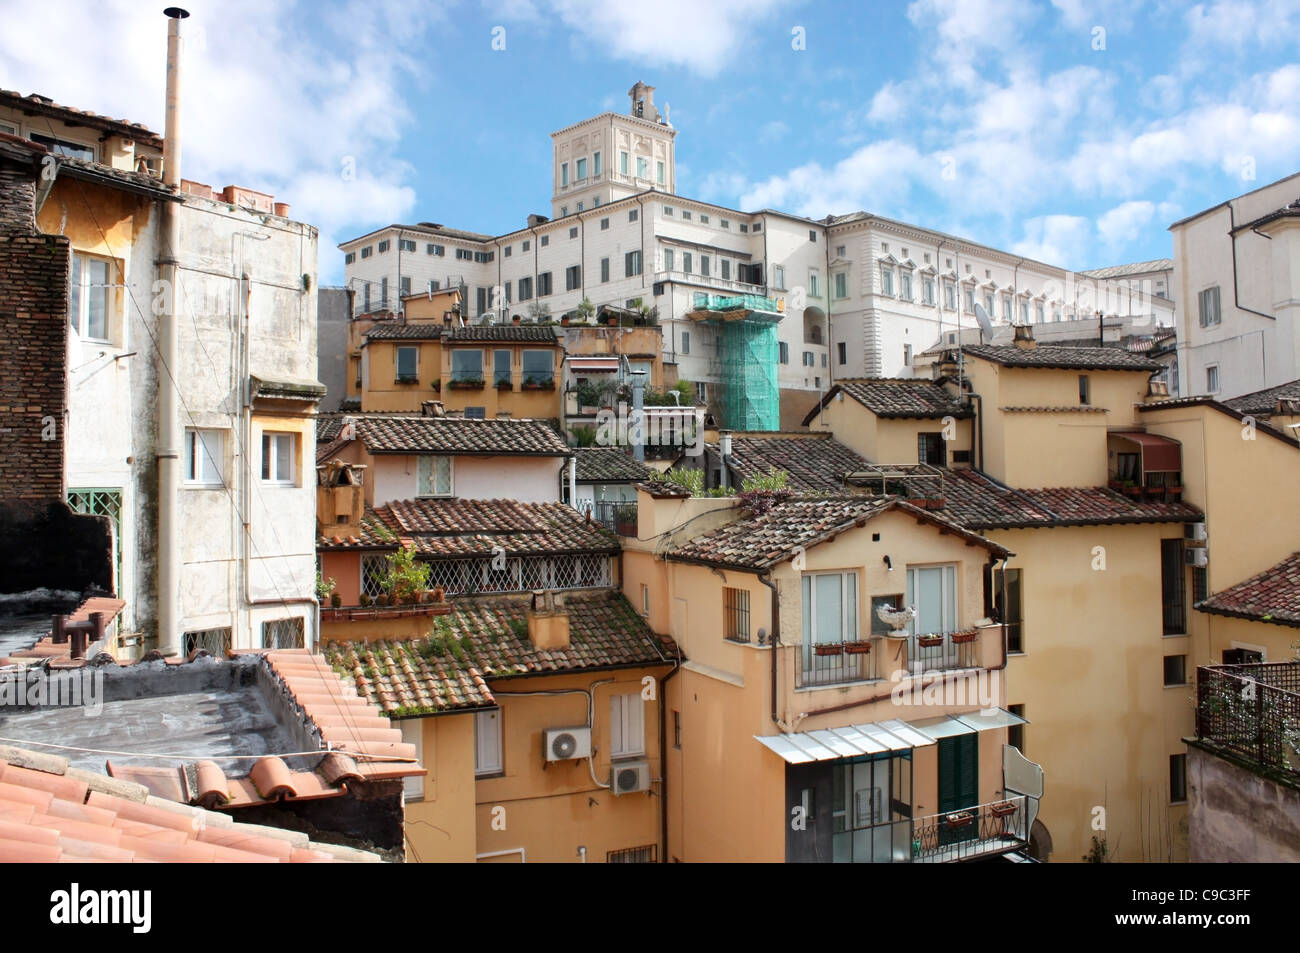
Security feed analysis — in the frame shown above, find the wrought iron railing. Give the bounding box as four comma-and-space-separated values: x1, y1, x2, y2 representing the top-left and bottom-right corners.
904, 630, 980, 672
586, 500, 637, 536
796, 640, 879, 687
1195, 662, 1300, 776
910, 795, 1028, 863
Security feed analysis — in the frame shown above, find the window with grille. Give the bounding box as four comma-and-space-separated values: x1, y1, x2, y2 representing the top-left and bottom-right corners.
917, 432, 945, 465
417, 456, 452, 496
422, 554, 613, 594
1161, 539, 1186, 634
724, 587, 750, 642
361, 553, 389, 598
262, 617, 305, 649
67, 488, 123, 593
608, 844, 657, 863
183, 627, 231, 657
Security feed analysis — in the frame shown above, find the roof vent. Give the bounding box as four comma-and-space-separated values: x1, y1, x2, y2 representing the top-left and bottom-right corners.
1012, 324, 1036, 350
1147, 380, 1171, 400
420, 400, 445, 417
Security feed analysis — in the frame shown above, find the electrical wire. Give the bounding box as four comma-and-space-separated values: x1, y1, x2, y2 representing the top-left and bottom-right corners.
0, 735, 416, 763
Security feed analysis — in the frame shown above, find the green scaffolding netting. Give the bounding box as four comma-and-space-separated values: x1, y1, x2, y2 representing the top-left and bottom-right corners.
717, 318, 779, 431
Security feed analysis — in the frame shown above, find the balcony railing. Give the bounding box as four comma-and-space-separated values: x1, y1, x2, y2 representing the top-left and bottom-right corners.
905, 630, 980, 673
1195, 661, 1300, 777
911, 795, 1029, 863
585, 500, 638, 537
797, 631, 980, 688
796, 640, 879, 688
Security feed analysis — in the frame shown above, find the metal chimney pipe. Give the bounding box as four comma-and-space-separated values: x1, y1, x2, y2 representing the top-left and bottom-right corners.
630, 371, 647, 463
718, 429, 732, 490
156, 6, 188, 656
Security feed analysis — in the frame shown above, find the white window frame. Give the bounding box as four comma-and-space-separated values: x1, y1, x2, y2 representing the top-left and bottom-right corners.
923, 276, 935, 305
260, 431, 297, 485
900, 270, 912, 301
774, 265, 786, 289
396, 345, 418, 380
906, 564, 958, 636
576, 157, 587, 180
1198, 286, 1221, 328
184, 428, 224, 486
637, 156, 649, 179
610, 692, 645, 758
69, 253, 115, 342
400, 720, 424, 800
474, 709, 503, 776
801, 571, 860, 650
417, 455, 453, 497
880, 265, 894, 297
1206, 364, 1220, 394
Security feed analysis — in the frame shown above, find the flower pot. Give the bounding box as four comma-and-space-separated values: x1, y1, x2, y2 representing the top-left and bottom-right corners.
945, 811, 974, 828
843, 640, 872, 655
814, 643, 843, 657
917, 635, 943, 648
990, 801, 1018, 818
950, 630, 977, 644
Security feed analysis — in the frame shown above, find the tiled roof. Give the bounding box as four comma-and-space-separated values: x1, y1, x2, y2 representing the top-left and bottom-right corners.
667, 497, 1009, 571
1196, 553, 1300, 628
357, 415, 570, 455
1224, 379, 1300, 416
0, 89, 162, 144
999, 405, 1109, 413
725, 435, 874, 493
1139, 397, 1300, 448
325, 590, 677, 716
446, 325, 559, 343
962, 344, 1163, 371
878, 467, 1202, 530
573, 447, 655, 483
0, 744, 379, 863
807, 379, 971, 423
57, 156, 178, 199
364, 323, 444, 340
341, 221, 496, 248
317, 508, 402, 550
1078, 259, 1174, 279
375, 498, 618, 556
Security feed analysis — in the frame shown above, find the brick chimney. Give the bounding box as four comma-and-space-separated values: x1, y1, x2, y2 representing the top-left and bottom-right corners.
1012, 324, 1036, 350
316, 460, 367, 535
527, 590, 570, 650
420, 400, 445, 417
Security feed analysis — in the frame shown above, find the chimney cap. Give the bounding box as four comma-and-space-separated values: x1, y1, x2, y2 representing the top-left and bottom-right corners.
163, 7, 190, 18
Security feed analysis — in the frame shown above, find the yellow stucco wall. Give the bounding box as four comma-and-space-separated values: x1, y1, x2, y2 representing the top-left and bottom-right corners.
806, 392, 973, 466
403, 712, 479, 863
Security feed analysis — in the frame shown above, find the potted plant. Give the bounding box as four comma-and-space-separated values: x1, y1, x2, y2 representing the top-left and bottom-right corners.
496, 377, 513, 390
945, 810, 975, 828
990, 800, 1018, 817
395, 373, 419, 384
917, 633, 944, 648
843, 640, 872, 655
1122, 480, 1142, 499
329, 591, 342, 608
950, 628, 978, 644
814, 643, 844, 657
449, 376, 484, 390
613, 502, 638, 536
430, 585, 446, 604
315, 571, 336, 604
358, 593, 373, 607
430, 378, 440, 392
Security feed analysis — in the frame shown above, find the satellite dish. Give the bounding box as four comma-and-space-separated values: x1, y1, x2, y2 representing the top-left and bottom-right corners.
973, 303, 994, 343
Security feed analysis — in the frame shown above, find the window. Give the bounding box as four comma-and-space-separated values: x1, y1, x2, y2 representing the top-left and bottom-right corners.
673, 711, 681, 749
538, 272, 553, 296
428, 243, 444, 256
918, 432, 946, 466
1020, 300, 1029, 323
904, 343, 912, 366
985, 293, 996, 316
681, 210, 691, 221
522, 239, 530, 252
399, 239, 416, 252
683, 252, 693, 274
870, 594, 904, 635
923, 277, 935, 305
1079, 374, 1090, 405
561, 162, 569, 186
474, 250, 495, 263
593, 151, 602, 176
400, 275, 411, 296
724, 587, 750, 642
625, 250, 642, 277
380, 276, 389, 308
69, 254, 113, 341
451, 349, 483, 381
681, 331, 690, 354
629, 208, 639, 223
503, 245, 512, 257
801, 572, 859, 661
700, 215, 710, 225
1002, 294, 1013, 321
752, 223, 761, 232
600, 258, 610, 283
377, 239, 390, 253
1198, 286, 1221, 327
29, 132, 94, 162
809, 272, 820, 298
721, 219, 731, 229
641, 584, 650, 616
475, 710, 503, 776
944, 281, 957, 310
1036, 302, 1045, 323
1206, 364, 1219, 394
455, 248, 472, 261
610, 692, 645, 758
663, 205, 673, 217
600, 217, 610, 231
1163, 654, 1187, 686
1161, 539, 1186, 634
494, 349, 511, 388
836, 244, 846, 258
344, 252, 355, 265
906, 565, 957, 640
966, 288, 976, 313
576, 157, 587, 180
809, 230, 818, 242
1007, 704, 1026, 753
262, 617, 305, 649
522, 349, 553, 384
1169, 753, 1187, 803
721, 259, 730, 280
995, 568, 1023, 653
183, 627, 231, 657
360, 245, 373, 259
399, 721, 424, 800
779, 341, 789, 364
837, 342, 847, 365
693, 291, 708, 308
518, 276, 533, 301
701, 255, 710, 278
260, 432, 296, 484
663, 248, 674, 271
900, 271, 912, 301
476, 287, 486, 315
184, 429, 223, 485
880, 265, 894, 296
834, 272, 848, 299
774, 265, 786, 289
417, 455, 452, 496
657, 161, 665, 184
608, 844, 657, 863
637, 156, 649, 179
540, 235, 549, 247
569, 226, 578, 239
620, 151, 629, 175
565, 264, 581, 291
396, 346, 418, 381
740, 223, 749, 233
361, 553, 388, 598
803, 351, 815, 367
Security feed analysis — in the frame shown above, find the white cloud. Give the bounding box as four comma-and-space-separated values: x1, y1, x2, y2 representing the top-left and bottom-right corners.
867, 82, 905, 123
739, 141, 925, 217
1097, 200, 1156, 248
0, 0, 439, 280
906, 0, 1039, 88
1184, 0, 1300, 51
1050, 0, 1144, 30
1012, 214, 1093, 266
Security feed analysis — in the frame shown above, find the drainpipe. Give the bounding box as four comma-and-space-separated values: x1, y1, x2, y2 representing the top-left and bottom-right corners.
1229, 204, 1275, 321
968, 391, 984, 472
658, 654, 681, 862
758, 573, 781, 729
567, 455, 577, 509
630, 370, 647, 463
155, 7, 189, 655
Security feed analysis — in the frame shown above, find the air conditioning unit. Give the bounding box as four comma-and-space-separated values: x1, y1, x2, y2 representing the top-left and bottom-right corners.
610, 760, 651, 795
544, 726, 591, 762
1185, 547, 1209, 567
1187, 522, 1208, 541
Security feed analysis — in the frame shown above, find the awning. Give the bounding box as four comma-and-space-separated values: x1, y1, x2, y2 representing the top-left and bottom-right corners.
1113, 431, 1181, 472
755, 709, 1026, 764
567, 357, 619, 372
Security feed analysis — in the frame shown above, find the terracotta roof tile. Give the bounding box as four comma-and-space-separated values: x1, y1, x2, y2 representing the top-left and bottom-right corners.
963, 343, 1163, 371
356, 414, 570, 455
725, 434, 875, 493
324, 590, 675, 716
364, 322, 445, 340
376, 497, 618, 557
1224, 379, 1300, 417
811, 378, 971, 422
573, 447, 655, 483
1196, 553, 1300, 628
447, 325, 559, 343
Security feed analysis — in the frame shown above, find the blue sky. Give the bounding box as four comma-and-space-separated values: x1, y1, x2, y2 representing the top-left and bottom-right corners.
3, 0, 1299, 284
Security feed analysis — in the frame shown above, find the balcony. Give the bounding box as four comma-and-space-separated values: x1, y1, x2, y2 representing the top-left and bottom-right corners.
911, 795, 1030, 863
585, 500, 638, 537
1194, 661, 1300, 778
796, 630, 983, 689
655, 270, 764, 297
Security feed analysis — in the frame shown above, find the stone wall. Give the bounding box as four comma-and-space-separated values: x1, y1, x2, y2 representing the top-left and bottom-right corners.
1187, 743, 1300, 862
